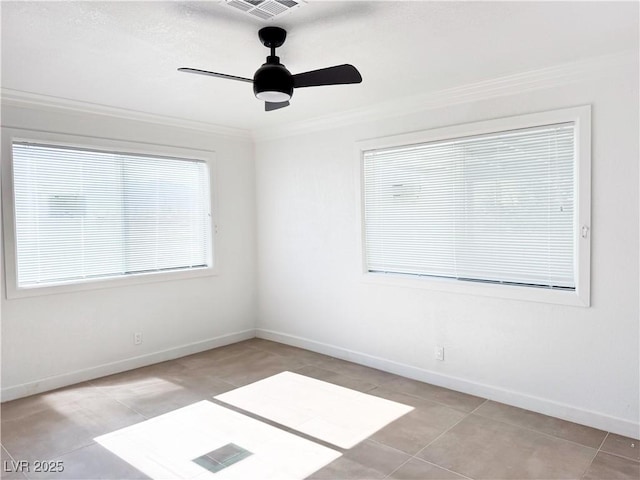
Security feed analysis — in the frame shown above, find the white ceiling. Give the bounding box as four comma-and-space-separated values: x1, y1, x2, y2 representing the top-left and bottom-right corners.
1, 1, 637, 132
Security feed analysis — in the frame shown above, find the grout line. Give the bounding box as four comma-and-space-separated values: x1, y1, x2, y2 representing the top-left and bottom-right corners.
86, 378, 154, 421
384, 397, 480, 479
409, 401, 610, 480
367, 438, 415, 457
410, 399, 487, 466
20, 440, 96, 479
578, 432, 608, 479
596, 449, 640, 464
421, 458, 475, 479
596, 431, 610, 452
383, 456, 413, 479
44, 441, 97, 462
109, 395, 153, 421
1, 444, 28, 480
471, 408, 608, 451
471, 398, 490, 412
466, 411, 602, 453
595, 431, 640, 464
596, 432, 640, 463
388, 456, 475, 480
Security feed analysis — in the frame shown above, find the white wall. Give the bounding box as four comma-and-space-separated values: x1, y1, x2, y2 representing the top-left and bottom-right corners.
1, 104, 257, 399
254, 56, 639, 437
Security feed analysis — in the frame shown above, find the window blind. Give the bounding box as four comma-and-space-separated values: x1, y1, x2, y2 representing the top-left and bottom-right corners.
12, 143, 212, 288
363, 123, 575, 289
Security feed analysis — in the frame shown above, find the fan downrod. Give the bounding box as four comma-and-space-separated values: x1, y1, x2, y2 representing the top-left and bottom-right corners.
259, 27, 287, 50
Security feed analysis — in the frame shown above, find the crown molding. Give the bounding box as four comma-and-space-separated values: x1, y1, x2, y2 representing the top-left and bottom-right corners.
252, 50, 637, 142
2, 51, 635, 144
0, 88, 252, 140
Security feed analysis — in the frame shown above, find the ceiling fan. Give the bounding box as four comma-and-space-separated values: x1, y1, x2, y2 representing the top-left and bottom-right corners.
178, 26, 362, 111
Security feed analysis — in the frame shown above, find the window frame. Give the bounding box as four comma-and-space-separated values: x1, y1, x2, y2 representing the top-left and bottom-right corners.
2, 128, 219, 299
356, 106, 591, 307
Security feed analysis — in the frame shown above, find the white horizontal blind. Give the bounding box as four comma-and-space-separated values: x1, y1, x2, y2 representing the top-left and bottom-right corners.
12, 143, 211, 288
363, 123, 575, 289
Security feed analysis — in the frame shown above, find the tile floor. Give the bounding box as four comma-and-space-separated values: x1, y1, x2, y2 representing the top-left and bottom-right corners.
1, 338, 638, 480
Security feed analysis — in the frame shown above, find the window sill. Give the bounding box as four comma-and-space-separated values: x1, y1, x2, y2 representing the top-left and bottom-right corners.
5, 266, 217, 299
361, 271, 589, 307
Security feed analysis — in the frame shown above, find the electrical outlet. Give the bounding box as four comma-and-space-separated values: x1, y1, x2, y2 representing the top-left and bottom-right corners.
434, 346, 444, 361
134, 332, 143, 345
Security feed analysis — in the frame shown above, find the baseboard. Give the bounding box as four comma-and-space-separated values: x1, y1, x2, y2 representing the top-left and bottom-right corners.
1, 329, 256, 402
256, 328, 639, 439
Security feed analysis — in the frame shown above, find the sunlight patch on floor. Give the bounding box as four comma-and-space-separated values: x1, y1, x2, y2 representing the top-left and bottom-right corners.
95, 400, 341, 479
215, 371, 414, 448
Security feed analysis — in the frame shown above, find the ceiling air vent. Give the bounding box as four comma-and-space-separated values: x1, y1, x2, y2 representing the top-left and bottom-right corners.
225, 0, 306, 21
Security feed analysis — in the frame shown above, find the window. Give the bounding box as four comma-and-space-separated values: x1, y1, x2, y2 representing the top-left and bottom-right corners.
359, 107, 590, 306
9, 142, 212, 292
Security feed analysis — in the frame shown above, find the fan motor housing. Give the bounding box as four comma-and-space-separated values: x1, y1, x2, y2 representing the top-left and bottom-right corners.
259, 27, 287, 49
253, 57, 294, 102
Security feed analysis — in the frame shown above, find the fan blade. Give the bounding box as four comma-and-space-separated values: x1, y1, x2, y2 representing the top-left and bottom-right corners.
293, 64, 362, 88
178, 68, 252, 84
265, 101, 290, 111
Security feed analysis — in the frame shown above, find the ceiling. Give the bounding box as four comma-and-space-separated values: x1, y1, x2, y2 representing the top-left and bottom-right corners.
1, 1, 637, 133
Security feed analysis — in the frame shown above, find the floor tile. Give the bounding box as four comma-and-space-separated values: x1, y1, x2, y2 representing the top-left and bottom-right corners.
600, 433, 640, 461
582, 452, 640, 480
308, 356, 400, 386
343, 440, 410, 475
87, 361, 190, 395
474, 400, 607, 448
1, 382, 100, 423
248, 338, 332, 364
388, 457, 468, 479
166, 365, 237, 397
307, 441, 408, 480
89, 360, 229, 418
1, 393, 145, 463
89, 358, 236, 415
206, 348, 308, 387
295, 365, 377, 393
418, 414, 596, 479
2, 408, 94, 464
26, 443, 149, 479
93, 375, 211, 418
380, 376, 485, 412
367, 389, 467, 455
176, 341, 261, 370
306, 456, 386, 480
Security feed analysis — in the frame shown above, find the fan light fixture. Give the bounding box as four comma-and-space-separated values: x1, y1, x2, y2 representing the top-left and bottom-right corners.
253, 57, 294, 102
256, 90, 291, 102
